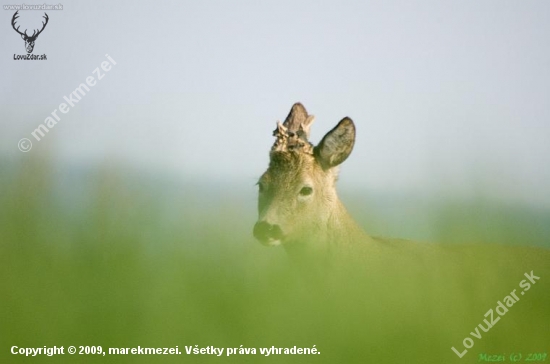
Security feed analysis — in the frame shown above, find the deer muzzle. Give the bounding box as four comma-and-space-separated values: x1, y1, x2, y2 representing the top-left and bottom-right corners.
253, 221, 284, 246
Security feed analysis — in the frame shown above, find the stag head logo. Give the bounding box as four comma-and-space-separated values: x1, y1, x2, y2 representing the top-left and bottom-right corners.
11, 11, 49, 54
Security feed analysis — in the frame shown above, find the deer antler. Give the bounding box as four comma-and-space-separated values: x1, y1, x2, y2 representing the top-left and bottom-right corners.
30, 13, 49, 39
11, 11, 26, 37
272, 103, 315, 154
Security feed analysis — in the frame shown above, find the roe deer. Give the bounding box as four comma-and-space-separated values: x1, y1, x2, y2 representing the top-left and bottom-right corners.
251, 103, 550, 265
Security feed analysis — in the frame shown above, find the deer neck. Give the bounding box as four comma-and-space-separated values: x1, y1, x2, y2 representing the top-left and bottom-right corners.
283, 200, 376, 264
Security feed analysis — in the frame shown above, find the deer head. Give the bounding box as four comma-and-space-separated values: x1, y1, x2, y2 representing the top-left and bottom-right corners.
12, 11, 49, 54
253, 103, 357, 251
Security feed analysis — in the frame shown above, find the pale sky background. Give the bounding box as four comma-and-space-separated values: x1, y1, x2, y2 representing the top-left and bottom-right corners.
1, 0, 549, 206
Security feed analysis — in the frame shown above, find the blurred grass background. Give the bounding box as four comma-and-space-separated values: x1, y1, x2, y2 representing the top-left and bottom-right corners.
1, 156, 549, 364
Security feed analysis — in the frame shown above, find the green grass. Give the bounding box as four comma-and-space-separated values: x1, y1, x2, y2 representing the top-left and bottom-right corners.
1, 157, 549, 363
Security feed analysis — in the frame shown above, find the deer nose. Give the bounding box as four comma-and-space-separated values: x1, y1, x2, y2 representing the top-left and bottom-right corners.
253, 221, 284, 245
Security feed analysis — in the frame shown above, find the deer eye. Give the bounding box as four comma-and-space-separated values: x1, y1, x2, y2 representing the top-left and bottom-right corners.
258, 183, 265, 193
299, 186, 313, 196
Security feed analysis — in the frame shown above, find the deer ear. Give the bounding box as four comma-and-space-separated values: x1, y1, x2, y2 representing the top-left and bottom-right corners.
314, 117, 356, 169
21, 34, 25, 40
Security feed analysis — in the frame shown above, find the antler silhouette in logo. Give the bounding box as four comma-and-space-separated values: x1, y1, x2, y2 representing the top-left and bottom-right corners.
11, 11, 49, 54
